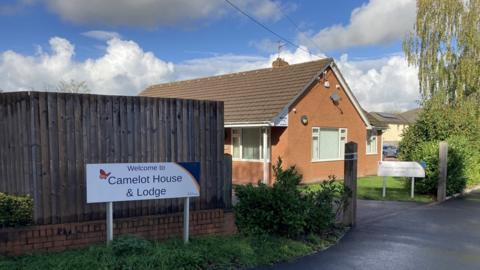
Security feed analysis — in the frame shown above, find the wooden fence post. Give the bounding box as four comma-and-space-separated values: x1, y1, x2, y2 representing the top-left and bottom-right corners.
223, 154, 233, 209
437, 141, 448, 202
343, 142, 357, 227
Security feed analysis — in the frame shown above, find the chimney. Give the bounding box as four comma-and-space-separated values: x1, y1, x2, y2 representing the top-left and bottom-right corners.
272, 57, 289, 68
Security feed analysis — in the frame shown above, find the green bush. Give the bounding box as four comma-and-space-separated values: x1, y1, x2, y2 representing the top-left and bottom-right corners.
304, 177, 349, 233
399, 93, 480, 159
0, 193, 33, 227
234, 158, 349, 238
110, 235, 152, 257
399, 94, 480, 194
234, 158, 306, 238
406, 136, 479, 196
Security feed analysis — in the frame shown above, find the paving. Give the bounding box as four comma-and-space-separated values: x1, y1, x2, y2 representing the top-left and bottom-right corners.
262, 191, 480, 270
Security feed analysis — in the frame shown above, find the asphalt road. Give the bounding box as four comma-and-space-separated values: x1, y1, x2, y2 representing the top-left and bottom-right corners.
263, 191, 480, 270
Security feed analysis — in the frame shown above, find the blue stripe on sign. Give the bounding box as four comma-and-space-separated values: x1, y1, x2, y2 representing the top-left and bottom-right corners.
177, 162, 201, 186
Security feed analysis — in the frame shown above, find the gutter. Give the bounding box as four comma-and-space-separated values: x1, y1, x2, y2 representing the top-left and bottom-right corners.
225, 121, 273, 128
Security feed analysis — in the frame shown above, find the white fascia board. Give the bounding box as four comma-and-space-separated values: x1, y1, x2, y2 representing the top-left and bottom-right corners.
270, 58, 333, 126
225, 122, 272, 128
271, 107, 288, 127
331, 63, 373, 129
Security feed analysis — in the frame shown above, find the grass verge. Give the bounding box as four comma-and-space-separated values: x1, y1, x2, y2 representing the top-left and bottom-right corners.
357, 176, 433, 203
300, 176, 434, 203
0, 229, 346, 270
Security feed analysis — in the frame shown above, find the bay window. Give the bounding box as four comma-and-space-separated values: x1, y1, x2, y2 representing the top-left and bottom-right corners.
232, 128, 269, 161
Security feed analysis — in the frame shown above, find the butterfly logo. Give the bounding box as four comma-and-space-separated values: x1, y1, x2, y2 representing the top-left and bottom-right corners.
99, 169, 111, 180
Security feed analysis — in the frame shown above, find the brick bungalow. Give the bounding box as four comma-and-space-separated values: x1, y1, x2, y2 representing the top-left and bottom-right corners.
141, 58, 384, 185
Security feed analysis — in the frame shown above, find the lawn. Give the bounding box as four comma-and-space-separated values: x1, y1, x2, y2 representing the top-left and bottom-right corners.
0, 231, 345, 270
357, 176, 434, 203
300, 176, 434, 203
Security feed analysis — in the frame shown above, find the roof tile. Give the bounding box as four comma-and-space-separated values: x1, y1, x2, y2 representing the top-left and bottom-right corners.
140, 59, 332, 124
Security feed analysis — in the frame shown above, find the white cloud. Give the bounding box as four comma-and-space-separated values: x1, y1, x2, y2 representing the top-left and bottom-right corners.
337, 54, 420, 112
174, 46, 321, 81
0, 37, 174, 95
0, 36, 418, 111
300, 0, 416, 51
82, 30, 121, 41
45, 0, 283, 27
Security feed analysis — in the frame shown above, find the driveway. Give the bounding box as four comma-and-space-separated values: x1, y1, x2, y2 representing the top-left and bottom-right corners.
263, 191, 480, 270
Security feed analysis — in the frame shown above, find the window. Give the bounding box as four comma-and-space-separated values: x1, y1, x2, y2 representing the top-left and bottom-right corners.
312, 128, 347, 161
232, 129, 241, 159
232, 128, 269, 161
366, 129, 377, 154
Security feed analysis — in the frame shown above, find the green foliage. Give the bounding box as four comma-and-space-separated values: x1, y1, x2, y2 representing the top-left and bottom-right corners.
234, 158, 349, 238
407, 140, 461, 196
399, 95, 480, 195
0, 193, 33, 227
0, 233, 345, 270
304, 177, 350, 233
399, 94, 480, 156
234, 158, 307, 238
110, 235, 152, 257
403, 0, 480, 102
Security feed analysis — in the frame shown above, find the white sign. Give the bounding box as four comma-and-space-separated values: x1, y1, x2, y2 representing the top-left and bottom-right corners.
378, 161, 425, 178
86, 162, 200, 203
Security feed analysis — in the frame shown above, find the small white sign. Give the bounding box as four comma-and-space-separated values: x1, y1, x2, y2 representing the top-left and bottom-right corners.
86, 162, 200, 203
378, 161, 425, 178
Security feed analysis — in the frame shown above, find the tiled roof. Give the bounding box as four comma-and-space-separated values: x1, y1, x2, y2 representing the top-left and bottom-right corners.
368, 112, 409, 126
365, 111, 389, 128
399, 108, 422, 124
140, 58, 333, 124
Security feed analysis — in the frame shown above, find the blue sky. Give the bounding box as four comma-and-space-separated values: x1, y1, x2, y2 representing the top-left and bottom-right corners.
0, 0, 420, 111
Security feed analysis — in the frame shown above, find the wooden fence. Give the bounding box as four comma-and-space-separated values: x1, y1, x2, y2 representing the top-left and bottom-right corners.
0, 91, 229, 225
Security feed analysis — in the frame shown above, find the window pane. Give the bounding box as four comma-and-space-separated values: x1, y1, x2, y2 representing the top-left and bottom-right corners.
242, 128, 261, 160
312, 136, 319, 160
339, 128, 347, 158
366, 130, 377, 153
232, 136, 240, 159
320, 129, 340, 160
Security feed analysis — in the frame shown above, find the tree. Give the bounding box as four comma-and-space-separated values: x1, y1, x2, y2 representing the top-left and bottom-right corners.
403, 0, 480, 103
56, 79, 90, 94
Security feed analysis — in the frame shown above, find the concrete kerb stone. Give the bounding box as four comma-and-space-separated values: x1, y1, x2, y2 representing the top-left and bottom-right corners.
427, 184, 480, 206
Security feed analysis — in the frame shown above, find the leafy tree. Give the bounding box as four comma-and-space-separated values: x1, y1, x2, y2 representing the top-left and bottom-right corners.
403, 0, 480, 103
56, 79, 90, 94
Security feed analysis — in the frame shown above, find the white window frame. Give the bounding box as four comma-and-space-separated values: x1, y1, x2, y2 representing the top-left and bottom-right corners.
366, 129, 378, 155
311, 127, 347, 162
231, 128, 270, 162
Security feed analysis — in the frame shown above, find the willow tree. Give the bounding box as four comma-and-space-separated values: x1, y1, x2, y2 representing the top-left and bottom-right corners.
403, 0, 480, 102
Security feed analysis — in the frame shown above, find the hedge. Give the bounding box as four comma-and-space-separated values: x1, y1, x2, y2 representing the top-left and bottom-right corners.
0, 193, 33, 227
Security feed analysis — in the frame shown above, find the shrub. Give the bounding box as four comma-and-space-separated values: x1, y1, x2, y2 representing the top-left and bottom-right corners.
234, 158, 349, 238
399, 93, 480, 160
234, 158, 306, 238
304, 177, 351, 234
399, 93, 480, 194
406, 136, 479, 196
0, 193, 33, 227
110, 235, 152, 257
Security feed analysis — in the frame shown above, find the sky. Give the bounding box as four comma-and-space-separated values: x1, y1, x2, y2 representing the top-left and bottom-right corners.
0, 0, 420, 112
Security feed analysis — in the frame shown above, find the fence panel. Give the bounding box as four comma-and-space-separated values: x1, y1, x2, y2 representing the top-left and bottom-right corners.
0, 91, 229, 225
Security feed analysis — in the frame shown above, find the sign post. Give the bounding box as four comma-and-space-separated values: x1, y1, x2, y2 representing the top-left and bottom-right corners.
382, 176, 387, 198
411, 177, 415, 198
378, 161, 425, 198
106, 202, 113, 243
183, 197, 190, 243
86, 162, 200, 244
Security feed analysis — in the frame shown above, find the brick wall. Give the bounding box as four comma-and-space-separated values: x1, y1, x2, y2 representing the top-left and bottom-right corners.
0, 209, 236, 256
